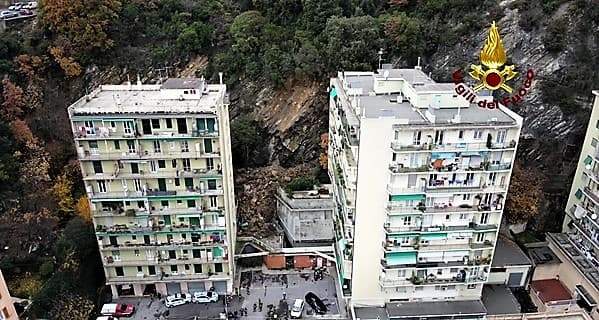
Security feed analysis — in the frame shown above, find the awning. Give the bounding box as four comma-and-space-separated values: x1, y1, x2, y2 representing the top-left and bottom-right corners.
386, 252, 416, 266
431, 152, 457, 159
389, 194, 425, 201
584, 155, 593, 165
461, 152, 483, 157
421, 233, 447, 240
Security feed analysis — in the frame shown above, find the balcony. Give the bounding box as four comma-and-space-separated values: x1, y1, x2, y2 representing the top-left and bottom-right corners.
387, 185, 425, 195
389, 162, 512, 175
99, 239, 228, 250
385, 202, 502, 216
381, 255, 492, 269
583, 187, 599, 205
390, 140, 517, 153
95, 221, 226, 235
88, 188, 224, 200
106, 272, 231, 284
77, 149, 220, 161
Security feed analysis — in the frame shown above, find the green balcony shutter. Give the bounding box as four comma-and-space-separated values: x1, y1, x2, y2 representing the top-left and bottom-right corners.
584, 155, 593, 165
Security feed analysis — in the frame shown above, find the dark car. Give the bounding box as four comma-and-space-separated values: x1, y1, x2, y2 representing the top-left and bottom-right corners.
19, 8, 32, 15
304, 292, 327, 315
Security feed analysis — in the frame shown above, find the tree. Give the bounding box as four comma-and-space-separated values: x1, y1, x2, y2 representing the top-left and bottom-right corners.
505, 163, 545, 224
176, 22, 214, 53
322, 16, 382, 71
1, 79, 24, 122
75, 196, 92, 222
52, 173, 75, 216
48, 294, 94, 320
384, 13, 425, 62
301, 0, 342, 35
319, 133, 329, 169
41, 0, 121, 62
230, 115, 267, 167
10, 119, 36, 145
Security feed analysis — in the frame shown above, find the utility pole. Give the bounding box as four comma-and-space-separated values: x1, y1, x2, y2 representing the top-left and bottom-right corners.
378, 48, 384, 69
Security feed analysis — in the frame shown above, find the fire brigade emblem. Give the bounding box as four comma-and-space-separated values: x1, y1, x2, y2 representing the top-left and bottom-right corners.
469, 21, 517, 93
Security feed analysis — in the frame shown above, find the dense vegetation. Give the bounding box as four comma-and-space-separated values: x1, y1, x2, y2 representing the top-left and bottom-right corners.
0, 0, 596, 318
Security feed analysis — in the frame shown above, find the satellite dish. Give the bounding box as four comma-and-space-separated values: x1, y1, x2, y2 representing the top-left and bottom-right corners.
592, 214, 597, 220
383, 70, 389, 79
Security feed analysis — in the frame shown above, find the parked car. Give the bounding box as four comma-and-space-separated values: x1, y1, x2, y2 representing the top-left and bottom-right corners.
22, 1, 37, 9
290, 299, 304, 319
192, 291, 218, 303
19, 8, 32, 15
0, 10, 18, 19
304, 292, 327, 315
100, 303, 135, 318
97, 317, 119, 320
165, 293, 192, 308
8, 2, 23, 10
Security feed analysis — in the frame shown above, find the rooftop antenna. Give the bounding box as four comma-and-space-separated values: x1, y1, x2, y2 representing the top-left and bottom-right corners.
377, 48, 384, 70
415, 57, 422, 70
136, 74, 142, 90
219, 72, 223, 85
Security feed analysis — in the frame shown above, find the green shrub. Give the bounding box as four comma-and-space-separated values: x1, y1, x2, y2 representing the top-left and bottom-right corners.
286, 176, 318, 193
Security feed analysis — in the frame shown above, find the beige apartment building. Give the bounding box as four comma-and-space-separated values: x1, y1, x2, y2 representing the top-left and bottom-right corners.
0, 270, 18, 320
68, 78, 236, 297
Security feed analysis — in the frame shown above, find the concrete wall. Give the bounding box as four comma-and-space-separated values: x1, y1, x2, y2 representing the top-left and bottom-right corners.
488, 265, 530, 287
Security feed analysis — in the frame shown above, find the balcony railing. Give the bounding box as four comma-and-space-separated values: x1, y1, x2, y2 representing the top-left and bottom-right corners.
99, 239, 228, 250
88, 188, 224, 200
77, 149, 220, 160
390, 140, 517, 152
95, 222, 226, 234
385, 203, 502, 215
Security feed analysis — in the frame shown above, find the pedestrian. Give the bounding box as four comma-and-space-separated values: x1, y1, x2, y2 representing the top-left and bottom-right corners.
259, 300, 263, 311
283, 291, 286, 300
253, 303, 257, 312
264, 284, 267, 297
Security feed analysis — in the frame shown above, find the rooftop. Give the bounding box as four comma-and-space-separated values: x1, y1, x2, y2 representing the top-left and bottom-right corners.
276, 186, 335, 211
527, 243, 561, 266
530, 279, 572, 303
492, 237, 532, 267
354, 300, 487, 320
547, 232, 599, 291
482, 284, 521, 315
333, 67, 521, 126
68, 78, 226, 116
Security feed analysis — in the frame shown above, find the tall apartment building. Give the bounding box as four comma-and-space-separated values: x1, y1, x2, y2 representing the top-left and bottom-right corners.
328, 66, 523, 312
543, 90, 599, 318
0, 270, 18, 320
68, 78, 236, 298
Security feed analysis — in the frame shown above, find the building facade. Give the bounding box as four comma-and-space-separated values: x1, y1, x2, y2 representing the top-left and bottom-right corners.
328, 66, 522, 307
68, 78, 236, 297
541, 90, 599, 318
275, 186, 335, 247
0, 270, 17, 320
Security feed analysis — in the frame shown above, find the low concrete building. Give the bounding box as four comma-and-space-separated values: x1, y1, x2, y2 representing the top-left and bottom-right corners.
0, 270, 18, 320
275, 186, 335, 247
530, 279, 579, 313
488, 237, 532, 287
354, 300, 487, 320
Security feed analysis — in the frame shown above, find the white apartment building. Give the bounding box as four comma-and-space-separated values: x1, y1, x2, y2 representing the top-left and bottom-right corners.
541, 90, 599, 319
328, 65, 523, 313
68, 78, 236, 298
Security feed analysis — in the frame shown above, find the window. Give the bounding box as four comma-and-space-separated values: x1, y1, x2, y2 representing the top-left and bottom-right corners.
92, 161, 103, 174
413, 131, 421, 145
181, 141, 189, 152
474, 130, 483, 139
161, 200, 169, 207
166, 118, 172, 128
403, 216, 412, 226
596, 120, 599, 129
458, 130, 464, 139
194, 264, 202, 273
204, 139, 213, 153
149, 265, 156, 275
84, 120, 95, 134
463, 194, 471, 200
437, 269, 442, 275
158, 160, 166, 168
496, 130, 507, 144
127, 140, 136, 153
151, 119, 160, 129
134, 250, 140, 256
209, 196, 218, 208
450, 268, 459, 273
459, 213, 467, 220
137, 266, 143, 272
185, 178, 194, 189
153, 141, 161, 153
584, 155, 593, 166
89, 140, 98, 149
445, 214, 450, 220
182, 159, 191, 171
114, 140, 120, 150
593, 138, 598, 147
467, 284, 477, 289
110, 121, 116, 128
187, 200, 196, 208
175, 178, 180, 186
575, 189, 583, 199
415, 287, 424, 291
214, 263, 223, 273
207, 158, 214, 170
123, 121, 133, 135
134, 179, 142, 191
172, 159, 177, 168
115, 267, 124, 277
185, 264, 190, 271
97, 181, 107, 193
171, 265, 178, 273
131, 163, 139, 174
208, 179, 217, 190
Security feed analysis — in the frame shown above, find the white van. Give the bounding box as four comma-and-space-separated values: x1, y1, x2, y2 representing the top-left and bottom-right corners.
290, 299, 304, 319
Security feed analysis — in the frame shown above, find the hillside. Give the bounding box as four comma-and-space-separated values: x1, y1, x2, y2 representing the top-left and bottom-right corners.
0, 0, 596, 317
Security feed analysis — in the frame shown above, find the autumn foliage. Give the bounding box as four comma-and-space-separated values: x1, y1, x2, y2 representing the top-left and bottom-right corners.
505, 163, 546, 224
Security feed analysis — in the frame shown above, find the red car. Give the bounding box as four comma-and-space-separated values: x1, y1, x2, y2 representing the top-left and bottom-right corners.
100, 303, 135, 318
